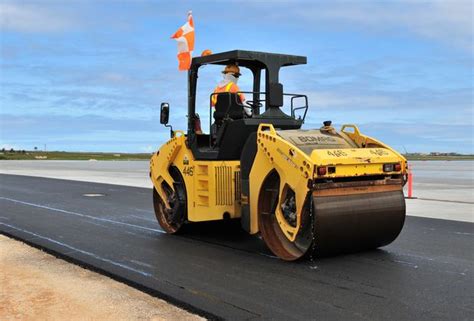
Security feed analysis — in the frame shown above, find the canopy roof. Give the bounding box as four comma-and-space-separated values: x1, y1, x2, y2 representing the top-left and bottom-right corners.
191, 50, 307, 70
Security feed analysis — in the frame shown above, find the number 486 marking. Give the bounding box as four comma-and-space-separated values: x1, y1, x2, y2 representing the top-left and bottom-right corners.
327, 150, 347, 157
183, 166, 194, 176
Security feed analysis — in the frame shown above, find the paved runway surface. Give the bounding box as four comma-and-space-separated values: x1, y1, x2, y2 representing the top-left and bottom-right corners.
2, 160, 472, 222
1, 174, 472, 320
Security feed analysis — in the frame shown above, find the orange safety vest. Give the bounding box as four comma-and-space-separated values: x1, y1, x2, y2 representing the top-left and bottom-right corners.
211, 82, 245, 106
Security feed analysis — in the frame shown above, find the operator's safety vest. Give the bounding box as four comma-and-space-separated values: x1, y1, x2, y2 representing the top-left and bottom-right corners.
211, 82, 245, 106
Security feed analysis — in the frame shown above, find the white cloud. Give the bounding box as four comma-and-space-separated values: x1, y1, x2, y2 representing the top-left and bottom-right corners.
247, 0, 474, 51
306, 91, 394, 108
140, 145, 154, 152
0, 2, 76, 32
286, 0, 473, 52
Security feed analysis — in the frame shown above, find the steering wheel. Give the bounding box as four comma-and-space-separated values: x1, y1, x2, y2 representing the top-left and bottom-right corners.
245, 100, 263, 110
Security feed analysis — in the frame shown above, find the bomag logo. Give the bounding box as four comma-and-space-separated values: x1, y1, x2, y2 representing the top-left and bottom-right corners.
294, 135, 337, 145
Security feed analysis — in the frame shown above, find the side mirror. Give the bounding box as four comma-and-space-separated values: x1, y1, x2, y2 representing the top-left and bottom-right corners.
160, 103, 169, 125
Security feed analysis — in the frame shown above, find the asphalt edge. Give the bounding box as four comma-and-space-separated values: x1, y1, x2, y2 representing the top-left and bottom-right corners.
0, 230, 223, 321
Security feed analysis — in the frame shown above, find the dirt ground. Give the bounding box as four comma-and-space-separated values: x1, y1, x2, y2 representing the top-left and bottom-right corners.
0, 235, 204, 321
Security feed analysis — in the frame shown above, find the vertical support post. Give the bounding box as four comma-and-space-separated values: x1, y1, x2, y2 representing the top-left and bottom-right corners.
264, 63, 283, 109
187, 67, 197, 135
252, 68, 261, 115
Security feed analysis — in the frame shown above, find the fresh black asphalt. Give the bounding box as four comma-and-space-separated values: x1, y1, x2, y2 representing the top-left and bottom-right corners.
0, 174, 472, 320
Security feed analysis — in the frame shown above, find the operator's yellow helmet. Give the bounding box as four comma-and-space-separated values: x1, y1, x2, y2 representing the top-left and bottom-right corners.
222, 64, 241, 76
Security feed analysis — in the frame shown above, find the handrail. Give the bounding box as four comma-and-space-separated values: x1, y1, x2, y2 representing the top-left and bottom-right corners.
287, 94, 308, 122
208, 91, 308, 119
204, 91, 309, 147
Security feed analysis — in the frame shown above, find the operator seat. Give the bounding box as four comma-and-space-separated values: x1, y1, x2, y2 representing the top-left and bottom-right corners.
213, 93, 245, 148
213, 93, 244, 123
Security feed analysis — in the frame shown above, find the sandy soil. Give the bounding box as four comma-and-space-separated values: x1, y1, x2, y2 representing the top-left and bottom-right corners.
0, 235, 204, 321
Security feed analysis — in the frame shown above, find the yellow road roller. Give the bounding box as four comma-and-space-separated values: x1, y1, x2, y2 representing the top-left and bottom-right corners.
150, 50, 407, 260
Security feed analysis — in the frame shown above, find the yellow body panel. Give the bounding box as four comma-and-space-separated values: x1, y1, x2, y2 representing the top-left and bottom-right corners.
310, 148, 405, 177
150, 132, 241, 222
248, 124, 407, 238
249, 125, 315, 238
189, 160, 241, 221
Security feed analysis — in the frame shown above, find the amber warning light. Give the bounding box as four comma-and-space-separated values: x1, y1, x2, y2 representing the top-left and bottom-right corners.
384, 163, 401, 172
317, 166, 327, 176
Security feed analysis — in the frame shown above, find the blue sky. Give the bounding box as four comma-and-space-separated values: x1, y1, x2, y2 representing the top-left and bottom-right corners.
0, 0, 472, 153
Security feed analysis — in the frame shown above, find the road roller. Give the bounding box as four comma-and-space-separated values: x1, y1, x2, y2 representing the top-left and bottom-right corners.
150, 50, 407, 260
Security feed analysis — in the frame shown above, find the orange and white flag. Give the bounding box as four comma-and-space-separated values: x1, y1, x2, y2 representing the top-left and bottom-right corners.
170, 11, 194, 71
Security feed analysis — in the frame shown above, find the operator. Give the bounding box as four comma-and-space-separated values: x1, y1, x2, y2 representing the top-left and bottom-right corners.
211, 64, 252, 116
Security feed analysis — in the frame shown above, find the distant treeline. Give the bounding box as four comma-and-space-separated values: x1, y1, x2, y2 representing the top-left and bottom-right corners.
0, 150, 152, 161
1, 149, 472, 161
